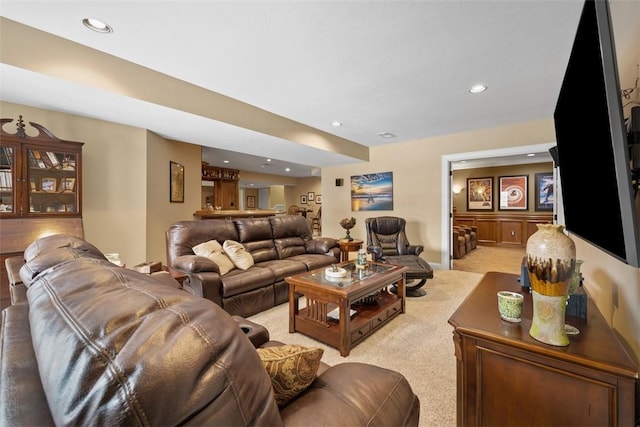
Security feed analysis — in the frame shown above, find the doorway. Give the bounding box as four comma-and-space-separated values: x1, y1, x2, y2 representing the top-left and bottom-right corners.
441, 142, 556, 271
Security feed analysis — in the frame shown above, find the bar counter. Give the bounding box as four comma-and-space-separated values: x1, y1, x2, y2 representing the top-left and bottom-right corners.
193, 209, 284, 219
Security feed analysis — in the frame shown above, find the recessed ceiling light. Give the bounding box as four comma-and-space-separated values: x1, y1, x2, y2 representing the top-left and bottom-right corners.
526, 153, 536, 157
223, 160, 230, 163
378, 132, 396, 138
82, 18, 113, 34
285, 168, 291, 172
331, 121, 343, 127
266, 158, 271, 162
468, 84, 487, 94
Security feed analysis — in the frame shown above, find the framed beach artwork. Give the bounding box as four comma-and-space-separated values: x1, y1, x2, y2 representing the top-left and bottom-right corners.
498, 175, 528, 210
350, 171, 393, 211
466, 177, 493, 211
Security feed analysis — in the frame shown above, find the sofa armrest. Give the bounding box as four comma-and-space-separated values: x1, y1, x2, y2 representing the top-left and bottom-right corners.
231, 316, 270, 347
305, 237, 338, 255
171, 254, 221, 274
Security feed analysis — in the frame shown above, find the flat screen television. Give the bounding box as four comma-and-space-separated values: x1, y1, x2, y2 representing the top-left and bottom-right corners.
554, 0, 640, 267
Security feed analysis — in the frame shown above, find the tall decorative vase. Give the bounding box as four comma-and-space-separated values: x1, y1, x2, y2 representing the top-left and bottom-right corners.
526, 224, 576, 346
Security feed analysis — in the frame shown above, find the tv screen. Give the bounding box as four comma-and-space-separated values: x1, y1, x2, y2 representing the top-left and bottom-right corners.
554, 0, 640, 267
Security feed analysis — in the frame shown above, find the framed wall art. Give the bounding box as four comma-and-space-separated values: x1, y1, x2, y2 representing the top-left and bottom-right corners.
498, 175, 528, 210
300, 195, 307, 204
466, 177, 493, 211
315, 194, 322, 204
534, 172, 554, 211
350, 171, 393, 211
170, 161, 184, 203
246, 195, 256, 209
307, 192, 315, 202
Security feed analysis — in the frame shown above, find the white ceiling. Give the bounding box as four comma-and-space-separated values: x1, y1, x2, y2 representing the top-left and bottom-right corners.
1, 1, 638, 186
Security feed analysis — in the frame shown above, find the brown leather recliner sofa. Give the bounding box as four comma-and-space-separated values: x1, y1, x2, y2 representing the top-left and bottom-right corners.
0, 234, 420, 426
166, 215, 340, 317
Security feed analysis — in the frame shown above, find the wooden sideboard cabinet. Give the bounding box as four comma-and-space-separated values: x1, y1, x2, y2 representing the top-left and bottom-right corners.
448, 272, 638, 427
201, 163, 239, 210
454, 212, 552, 247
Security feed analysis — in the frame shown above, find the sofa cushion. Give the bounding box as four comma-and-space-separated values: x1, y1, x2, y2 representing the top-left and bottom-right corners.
192, 239, 236, 275
19, 247, 108, 287
257, 344, 324, 407
26, 257, 282, 426
22, 234, 104, 263
235, 218, 279, 262
224, 240, 255, 270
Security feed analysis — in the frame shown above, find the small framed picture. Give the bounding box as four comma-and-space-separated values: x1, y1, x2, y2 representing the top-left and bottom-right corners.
307, 192, 315, 202
61, 177, 76, 191
246, 195, 256, 209
315, 194, 322, 204
535, 172, 554, 211
300, 195, 307, 204
41, 177, 57, 192
170, 161, 184, 203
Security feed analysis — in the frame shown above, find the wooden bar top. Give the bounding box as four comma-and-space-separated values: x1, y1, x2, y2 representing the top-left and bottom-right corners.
193, 209, 283, 219
448, 271, 638, 379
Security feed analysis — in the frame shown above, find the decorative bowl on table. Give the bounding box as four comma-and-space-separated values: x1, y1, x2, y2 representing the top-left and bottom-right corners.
325, 266, 347, 278
339, 217, 357, 241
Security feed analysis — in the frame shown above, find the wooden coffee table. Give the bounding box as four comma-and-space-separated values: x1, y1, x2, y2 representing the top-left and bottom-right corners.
286, 261, 407, 356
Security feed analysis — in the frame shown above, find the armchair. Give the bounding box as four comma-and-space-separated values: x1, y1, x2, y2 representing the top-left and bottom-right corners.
365, 216, 434, 297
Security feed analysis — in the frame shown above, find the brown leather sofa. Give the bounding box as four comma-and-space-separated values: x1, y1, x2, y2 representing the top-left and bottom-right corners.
1, 234, 420, 426
166, 215, 340, 317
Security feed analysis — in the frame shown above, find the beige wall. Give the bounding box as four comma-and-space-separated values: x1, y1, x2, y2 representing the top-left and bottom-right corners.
2, 102, 638, 372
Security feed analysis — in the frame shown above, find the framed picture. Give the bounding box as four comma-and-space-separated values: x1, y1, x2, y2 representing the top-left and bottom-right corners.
300, 195, 307, 204
315, 194, 322, 204
170, 161, 184, 203
30, 178, 37, 191
467, 177, 493, 211
535, 172, 554, 211
246, 195, 256, 209
351, 171, 393, 211
498, 175, 528, 210
307, 192, 315, 202
61, 177, 76, 191
41, 177, 56, 192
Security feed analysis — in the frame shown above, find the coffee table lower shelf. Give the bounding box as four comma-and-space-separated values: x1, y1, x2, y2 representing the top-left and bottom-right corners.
292, 290, 403, 356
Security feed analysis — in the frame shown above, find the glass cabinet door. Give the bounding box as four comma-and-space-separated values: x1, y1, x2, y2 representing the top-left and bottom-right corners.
26, 147, 79, 215
0, 143, 16, 214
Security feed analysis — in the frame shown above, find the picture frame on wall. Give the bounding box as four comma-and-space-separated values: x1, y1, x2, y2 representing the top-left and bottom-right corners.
534, 172, 554, 211
307, 191, 315, 202
350, 171, 393, 211
170, 161, 184, 203
498, 175, 528, 210
246, 195, 256, 209
300, 195, 307, 204
315, 194, 322, 204
466, 177, 493, 211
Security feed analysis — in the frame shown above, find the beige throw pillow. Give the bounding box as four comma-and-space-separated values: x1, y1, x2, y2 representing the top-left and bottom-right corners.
192, 240, 235, 275
257, 345, 324, 407
223, 240, 254, 270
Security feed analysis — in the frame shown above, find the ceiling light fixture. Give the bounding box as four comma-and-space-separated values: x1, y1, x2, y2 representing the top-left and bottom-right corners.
223, 160, 230, 163
527, 153, 536, 157
378, 132, 396, 138
285, 168, 291, 172
468, 84, 487, 94
82, 18, 113, 34
331, 121, 343, 127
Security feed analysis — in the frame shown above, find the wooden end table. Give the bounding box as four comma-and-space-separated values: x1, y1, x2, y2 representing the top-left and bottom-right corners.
286, 261, 407, 356
337, 239, 363, 262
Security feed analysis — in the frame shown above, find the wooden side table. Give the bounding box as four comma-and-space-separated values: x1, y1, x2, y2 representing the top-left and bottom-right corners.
338, 239, 363, 262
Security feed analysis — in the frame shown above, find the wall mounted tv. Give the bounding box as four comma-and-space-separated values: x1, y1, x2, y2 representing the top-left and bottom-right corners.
554, 0, 640, 267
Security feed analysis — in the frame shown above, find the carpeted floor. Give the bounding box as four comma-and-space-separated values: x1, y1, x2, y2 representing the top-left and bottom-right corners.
248, 269, 485, 427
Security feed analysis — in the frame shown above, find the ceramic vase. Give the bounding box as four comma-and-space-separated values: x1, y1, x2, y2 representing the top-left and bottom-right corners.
526, 224, 576, 346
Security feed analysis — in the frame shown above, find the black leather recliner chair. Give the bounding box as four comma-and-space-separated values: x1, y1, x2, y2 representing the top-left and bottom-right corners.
365, 216, 434, 297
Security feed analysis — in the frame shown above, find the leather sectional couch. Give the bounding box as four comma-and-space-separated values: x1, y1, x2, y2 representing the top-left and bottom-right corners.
0, 234, 420, 426
166, 215, 341, 317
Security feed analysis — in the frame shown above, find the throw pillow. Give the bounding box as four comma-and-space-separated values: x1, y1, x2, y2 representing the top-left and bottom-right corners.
192, 240, 235, 275
256, 345, 324, 407
223, 240, 254, 270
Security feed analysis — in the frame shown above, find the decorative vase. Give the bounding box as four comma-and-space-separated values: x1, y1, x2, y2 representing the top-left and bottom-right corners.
526, 224, 576, 346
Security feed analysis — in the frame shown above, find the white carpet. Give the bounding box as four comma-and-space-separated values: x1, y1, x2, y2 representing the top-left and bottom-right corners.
248, 269, 484, 427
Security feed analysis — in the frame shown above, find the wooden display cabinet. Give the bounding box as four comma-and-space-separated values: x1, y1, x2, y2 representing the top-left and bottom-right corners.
0, 116, 84, 309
